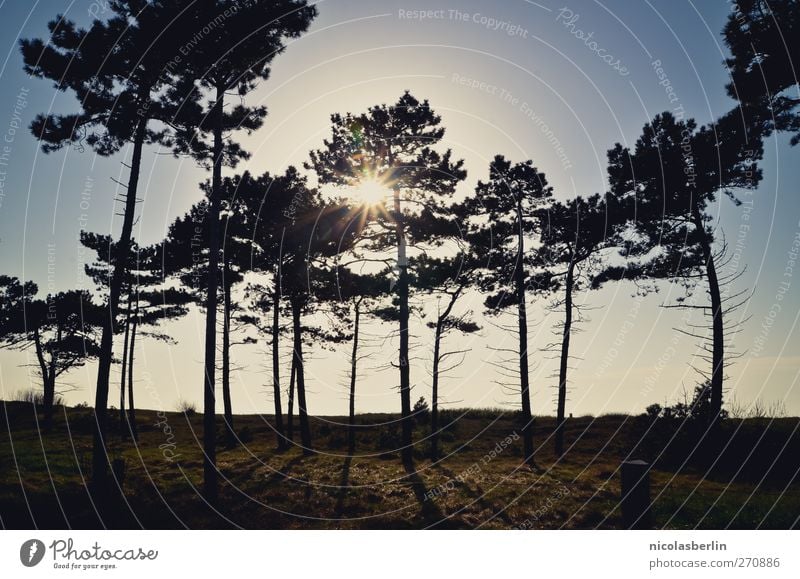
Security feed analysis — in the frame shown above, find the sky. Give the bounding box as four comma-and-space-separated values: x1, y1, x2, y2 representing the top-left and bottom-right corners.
0, 0, 798, 418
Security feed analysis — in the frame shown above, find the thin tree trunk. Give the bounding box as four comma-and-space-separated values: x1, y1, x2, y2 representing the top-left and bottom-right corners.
393, 186, 413, 466
694, 211, 724, 425
92, 117, 148, 495
431, 319, 442, 461
271, 279, 286, 449
291, 298, 312, 455
555, 259, 575, 457
516, 199, 534, 466
120, 290, 132, 431
43, 373, 56, 431
287, 353, 296, 442
430, 288, 461, 461
222, 269, 235, 448
34, 327, 55, 432
127, 292, 139, 441
348, 299, 361, 455
202, 84, 224, 503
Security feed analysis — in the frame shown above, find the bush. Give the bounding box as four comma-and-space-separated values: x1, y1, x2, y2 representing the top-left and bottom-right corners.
177, 398, 196, 416
12, 388, 63, 407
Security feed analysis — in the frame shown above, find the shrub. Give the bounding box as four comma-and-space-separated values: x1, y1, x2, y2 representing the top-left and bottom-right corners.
177, 398, 196, 416
12, 388, 63, 407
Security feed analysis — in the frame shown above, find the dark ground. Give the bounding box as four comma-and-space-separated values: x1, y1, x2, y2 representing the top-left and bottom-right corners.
1, 401, 798, 529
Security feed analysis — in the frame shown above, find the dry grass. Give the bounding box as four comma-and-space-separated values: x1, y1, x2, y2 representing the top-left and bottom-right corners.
1, 402, 798, 529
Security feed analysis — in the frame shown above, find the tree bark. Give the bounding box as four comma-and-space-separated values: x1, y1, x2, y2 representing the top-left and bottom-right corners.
34, 328, 54, 432
127, 292, 139, 441
287, 353, 296, 442
348, 299, 361, 455
271, 279, 286, 449
291, 298, 312, 455
516, 199, 535, 466
430, 288, 460, 461
431, 318, 442, 461
555, 258, 575, 457
120, 290, 132, 431
394, 186, 413, 466
202, 84, 224, 503
222, 266, 235, 448
92, 116, 148, 495
694, 211, 724, 425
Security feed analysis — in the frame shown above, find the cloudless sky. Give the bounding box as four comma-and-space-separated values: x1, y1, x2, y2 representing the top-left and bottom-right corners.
0, 0, 798, 417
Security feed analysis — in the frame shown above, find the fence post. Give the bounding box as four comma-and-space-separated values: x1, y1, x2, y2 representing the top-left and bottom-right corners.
621, 459, 651, 528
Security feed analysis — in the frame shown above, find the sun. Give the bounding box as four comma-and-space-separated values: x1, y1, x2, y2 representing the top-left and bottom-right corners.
352, 177, 391, 206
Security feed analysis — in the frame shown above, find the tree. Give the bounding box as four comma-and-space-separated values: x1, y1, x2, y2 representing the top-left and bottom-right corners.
0, 277, 102, 430
168, 0, 317, 501
604, 110, 763, 426
21, 0, 206, 493
275, 186, 358, 455
82, 232, 192, 439
309, 92, 467, 465
460, 156, 552, 466
538, 194, 617, 457
229, 168, 319, 450
722, 0, 799, 144
415, 254, 480, 461
327, 268, 388, 454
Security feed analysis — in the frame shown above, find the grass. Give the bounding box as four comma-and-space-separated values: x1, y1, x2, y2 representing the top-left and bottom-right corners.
1, 401, 798, 529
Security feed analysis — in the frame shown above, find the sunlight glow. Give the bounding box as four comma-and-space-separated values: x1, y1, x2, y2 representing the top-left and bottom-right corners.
352, 177, 391, 206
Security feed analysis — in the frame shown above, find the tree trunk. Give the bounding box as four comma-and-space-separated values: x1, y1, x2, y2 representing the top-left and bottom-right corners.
430, 288, 461, 461
202, 84, 225, 503
694, 211, 724, 425
516, 199, 535, 466
291, 298, 312, 455
431, 319, 442, 461
348, 300, 361, 455
394, 187, 413, 465
92, 117, 148, 495
271, 279, 286, 450
555, 259, 575, 457
34, 327, 54, 432
120, 290, 132, 431
42, 373, 56, 432
127, 292, 139, 441
287, 353, 296, 442
222, 267, 235, 448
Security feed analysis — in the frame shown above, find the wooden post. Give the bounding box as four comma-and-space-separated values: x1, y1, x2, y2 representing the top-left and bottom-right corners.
621, 459, 651, 528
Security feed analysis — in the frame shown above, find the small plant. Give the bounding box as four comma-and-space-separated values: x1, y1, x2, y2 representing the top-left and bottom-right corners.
177, 398, 196, 416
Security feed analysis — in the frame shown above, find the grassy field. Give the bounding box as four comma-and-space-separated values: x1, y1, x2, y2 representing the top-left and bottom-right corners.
1, 401, 798, 529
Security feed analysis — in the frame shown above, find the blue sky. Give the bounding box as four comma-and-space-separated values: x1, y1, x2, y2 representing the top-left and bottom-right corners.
0, 0, 798, 416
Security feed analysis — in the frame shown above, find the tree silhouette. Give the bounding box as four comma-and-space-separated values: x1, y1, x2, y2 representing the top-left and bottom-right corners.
538, 194, 617, 457
309, 92, 467, 465
415, 254, 480, 461
82, 233, 192, 440
722, 0, 799, 144
325, 267, 388, 454
461, 156, 552, 466
603, 110, 764, 425
0, 277, 102, 430
168, 0, 317, 501
20, 0, 207, 494
232, 168, 318, 450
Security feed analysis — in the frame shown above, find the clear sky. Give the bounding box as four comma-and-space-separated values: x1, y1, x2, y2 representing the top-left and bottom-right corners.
0, 0, 798, 417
